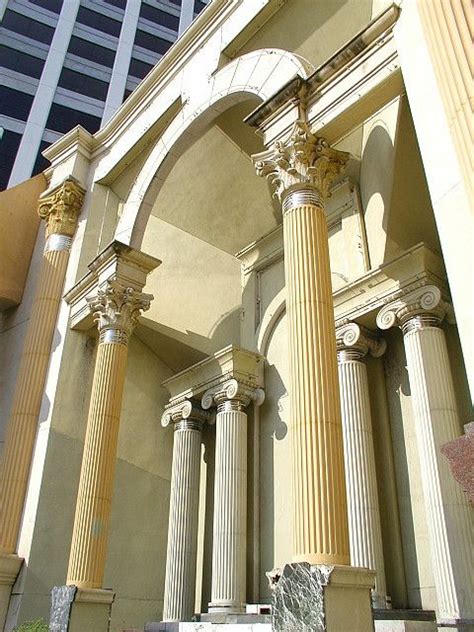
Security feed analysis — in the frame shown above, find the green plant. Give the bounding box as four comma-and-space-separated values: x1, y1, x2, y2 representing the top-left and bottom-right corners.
13, 619, 48, 632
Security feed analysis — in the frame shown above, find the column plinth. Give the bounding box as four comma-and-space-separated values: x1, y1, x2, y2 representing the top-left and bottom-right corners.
202, 379, 264, 613
377, 284, 474, 623
336, 322, 388, 609
161, 400, 210, 622
66, 281, 152, 589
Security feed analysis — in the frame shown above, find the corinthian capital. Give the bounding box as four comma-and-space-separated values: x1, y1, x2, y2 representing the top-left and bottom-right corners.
336, 322, 386, 361
38, 177, 85, 238
252, 120, 349, 203
376, 284, 449, 334
87, 280, 152, 343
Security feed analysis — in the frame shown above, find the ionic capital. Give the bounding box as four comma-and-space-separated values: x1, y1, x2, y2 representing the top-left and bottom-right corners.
201, 379, 265, 412
336, 322, 386, 362
87, 280, 152, 343
38, 177, 85, 239
252, 120, 349, 209
161, 399, 210, 431
377, 284, 449, 335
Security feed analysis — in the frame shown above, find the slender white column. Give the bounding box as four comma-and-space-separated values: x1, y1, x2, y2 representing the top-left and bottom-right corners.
8, 0, 80, 187
377, 285, 474, 624
336, 323, 388, 610
202, 379, 264, 613
178, 0, 195, 36
161, 401, 208, 622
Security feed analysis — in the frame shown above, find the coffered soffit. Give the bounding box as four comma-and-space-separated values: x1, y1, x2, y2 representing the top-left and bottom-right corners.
162, 345, 265, 404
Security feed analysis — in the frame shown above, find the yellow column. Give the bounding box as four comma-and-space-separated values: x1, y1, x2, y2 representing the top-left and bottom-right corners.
0, 178, 85, 556
254, 122, 350, 565
66, 281, 152, 589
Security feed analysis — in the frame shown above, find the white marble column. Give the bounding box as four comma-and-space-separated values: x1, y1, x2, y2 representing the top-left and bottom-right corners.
336, 322, 388, 610
202, 379, 264, 613
377, 284, 474, 624
161, 400, 209, 622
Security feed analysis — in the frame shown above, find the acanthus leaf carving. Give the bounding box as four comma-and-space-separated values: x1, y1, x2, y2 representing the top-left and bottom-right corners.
253, 120, 349, 202
38, 178, 85, 238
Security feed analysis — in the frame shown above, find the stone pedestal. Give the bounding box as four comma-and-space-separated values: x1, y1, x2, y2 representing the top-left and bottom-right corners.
0, 554, 23, 630
269, 563, 374, 632
50, 585, 114, 632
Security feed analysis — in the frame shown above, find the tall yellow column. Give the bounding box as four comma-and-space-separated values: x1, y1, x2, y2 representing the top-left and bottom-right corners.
0, 178, 84, 556
66, 280, 152, 589
254, 121, 350, 566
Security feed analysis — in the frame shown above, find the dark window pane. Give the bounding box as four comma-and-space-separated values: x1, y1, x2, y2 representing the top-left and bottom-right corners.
128, 57, 153, 79
0, 129, 21, 190
169, 0, 181, 5
0, 45, 45, 79
32, 140, 51, 176
58, 67, 108, 100
140, 4, 179, 31
45, 102, 101, 134
1, 9, 54, 44
0, 86, 34, 120
76, 6, 121, 37
28, 0, 63, 13
194, 0, 207, 14
134, 29, 173, 55
68, 36, 116, 67
104, 0, 126, 8
123, 88, 132, 102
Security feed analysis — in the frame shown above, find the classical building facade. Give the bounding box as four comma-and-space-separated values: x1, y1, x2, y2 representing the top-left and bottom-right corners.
0, 0, 472, 631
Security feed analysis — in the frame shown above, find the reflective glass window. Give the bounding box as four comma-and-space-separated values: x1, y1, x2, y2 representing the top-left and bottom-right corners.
58, 67, 109, 100
45, 102, 101, 134
1, 9, 54, 44
0, 86, 34, 120
134, 29, 173, 55
128, 57, 153, 79
0, 45, 45, 79
76, 6, 121, 37
32, 140, 51, 176
140, 4, 179, 31
0, 129, 21, 190
28, 0, 63, 13
67, 36, 116, 67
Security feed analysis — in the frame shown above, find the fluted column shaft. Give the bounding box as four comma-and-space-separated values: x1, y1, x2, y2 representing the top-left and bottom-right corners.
377, 286, 474, 622
403, 322, 473, 621
284, 190, 349, 566
0, 179, 84, 555
253, 122, 351, 566
67, 282, 152, 588
211, 401, 247, 611
202, 380, 264, 613
162, 404, 205, 622
336, 324, 387, 608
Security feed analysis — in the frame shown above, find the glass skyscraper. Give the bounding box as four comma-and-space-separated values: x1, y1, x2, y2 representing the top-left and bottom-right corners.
0, 0, 208, 190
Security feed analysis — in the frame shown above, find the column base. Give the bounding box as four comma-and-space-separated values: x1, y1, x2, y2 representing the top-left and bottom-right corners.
207, 601, 245, 615
0, 553, 23, 631
50, 585, 115, 632
269, 562, 375, 632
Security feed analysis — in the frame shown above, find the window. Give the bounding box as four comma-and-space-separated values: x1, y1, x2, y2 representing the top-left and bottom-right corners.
0, 129, 21, 190
68, 36, 116, 68
169, 0, 181, 5
45, 102, 101, 134
0, 45, 45, 79
0, 86, 34, 120
76, 6, 121, 37
134, 29, 173, 55
58, 67, 109, 101
140, 4, 179, 32
28, 0, 63, 14
128, 57, 153, 80
1, 10, 54, 44
194, 1, 208, 15
104, 0, 126, 8
32, 140, 51, 176
123, 88, 133, 102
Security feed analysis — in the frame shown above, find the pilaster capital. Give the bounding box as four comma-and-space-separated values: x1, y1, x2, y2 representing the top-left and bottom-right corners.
37, 177, 85, 239
376, 284, 449, 334
252, 120, 349, 207
161, 398, 210, 430
201, 378, 265, 412
335, 322, 386, 362
87, 280, 152, 343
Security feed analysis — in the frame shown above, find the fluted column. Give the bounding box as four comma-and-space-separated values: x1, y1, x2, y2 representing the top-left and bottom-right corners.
336, 322, 388, 609
377, 284, 474, 623
161, 400, 209, 622
66, 281, 152, 589
202, 379, 264, 613
253, 121, 350, 566
0, 179, 84, 559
